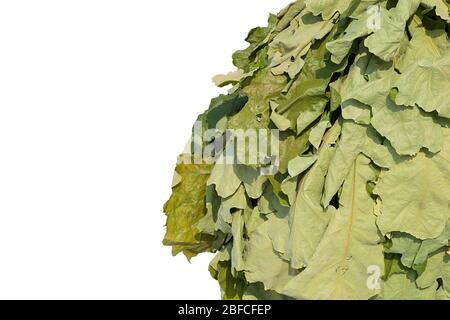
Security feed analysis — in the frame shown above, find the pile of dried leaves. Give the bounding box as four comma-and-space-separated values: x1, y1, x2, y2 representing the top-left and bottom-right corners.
163, 0, 450, 300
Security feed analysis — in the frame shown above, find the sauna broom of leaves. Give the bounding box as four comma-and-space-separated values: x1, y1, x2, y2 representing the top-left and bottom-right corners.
163, 0, 450, 300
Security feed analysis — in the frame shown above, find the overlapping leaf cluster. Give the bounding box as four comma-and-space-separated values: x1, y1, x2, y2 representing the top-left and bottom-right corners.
163, 0, 450, 300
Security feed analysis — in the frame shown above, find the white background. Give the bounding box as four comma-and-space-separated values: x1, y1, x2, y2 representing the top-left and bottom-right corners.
0, 0, 291, 299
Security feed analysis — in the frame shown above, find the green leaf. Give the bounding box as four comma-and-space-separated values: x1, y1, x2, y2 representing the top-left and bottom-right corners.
326, 11, 371, 64
244, 214, 299, 293
395, 55, 450, 119
215, 260, 247, 300
277, 131, 311, 174
233, 14, 279, 72
269, 11, 335, 78
416, 249, 450, 290
364, 1, 421, 61
268, 176, 291, 208
243, 282, 292, 300
231, 211, 245, 273
274, 27, 346, 133
163, 162, 214, 258
383, 254, 411, 279
235, 165, 268, 199
305, 0, 360, 19
375, 152, 450, 240
414, 220, 450, 265
421, 0, 450, 21
286, 122, 341, 269
336, 52, 444, 156
309, 112, 331, 149
198, 93, 247, 130
395, 19, 450, 118
381, 271, 438, 299
386, 232, 422, 268
284, 155, 384, 300
213, 69, 247, 88
288, 154, 318, 177
207, 159, 242, 199
228, 69, 287, 131
371, 98, 444, 156
322, 119, 397, 207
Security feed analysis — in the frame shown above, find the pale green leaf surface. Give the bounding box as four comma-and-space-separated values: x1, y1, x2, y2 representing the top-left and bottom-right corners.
323, 119, 396, 206
269, 11, 335, 78
243, 282, 291, 300
235, 165, 268, 199
381, 271, 438, 299
387, 219, 450, 268
287, 122, 341, 268
207, 160, 242, 198
386, 232, 422, 268
284, 155, 384, 300
309, 114, 331, 149
244, 207, 266, 235
288, 154, 318, 177
244, 215, 297, 293
364, 1, 420, 61
305, 0, 360, 19
375, 152, 450, 240
231, 211, 245, 272
395, 55, 450, 119
416, 250, 450, 290
280, 176, 299, 206
342, 55, 445, 156
229, 70, 287, 131
213, 69, 246, 88
421, 0, 450, 21
326, 12, 371, 64
415, 220, 450, 265
371, 98, 444, 156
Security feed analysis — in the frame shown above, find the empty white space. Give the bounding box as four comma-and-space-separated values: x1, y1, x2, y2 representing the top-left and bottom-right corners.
0, 0, 292, 299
